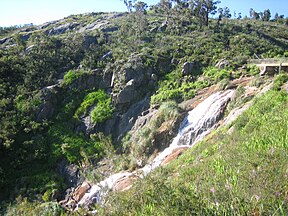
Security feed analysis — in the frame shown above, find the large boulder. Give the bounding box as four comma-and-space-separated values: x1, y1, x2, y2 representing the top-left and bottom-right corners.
67, 70, 112, 91
116, 79, 138, 105
215, 59, 230, 69
47, 22, 79, 36
114, 97, 150, 140
113, 53, 153, 106
0, 37, 9, 45
36, 84, 60, 122
182, 62, 195, 75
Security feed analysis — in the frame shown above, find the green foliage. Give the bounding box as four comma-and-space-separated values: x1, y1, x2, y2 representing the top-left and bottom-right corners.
247, 64, 261, 76
14, 93, 42, 113
203, 66, 231, 82
74, 89, 114, 124
151, 70, 210, 104
272, 73, 288, 90
63, 70, 80, 86
5, 197, 64, 216
91, 97, 114, 124
49, 123, 105, 164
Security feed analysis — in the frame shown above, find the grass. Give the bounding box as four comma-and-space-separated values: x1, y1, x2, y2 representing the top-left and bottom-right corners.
97, 87, 288, 215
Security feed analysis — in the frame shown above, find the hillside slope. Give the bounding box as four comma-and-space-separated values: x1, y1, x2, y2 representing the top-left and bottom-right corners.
0, 6, 288, 215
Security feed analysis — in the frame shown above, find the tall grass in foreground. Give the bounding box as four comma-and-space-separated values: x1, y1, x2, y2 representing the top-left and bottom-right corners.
99, 89, 288, 215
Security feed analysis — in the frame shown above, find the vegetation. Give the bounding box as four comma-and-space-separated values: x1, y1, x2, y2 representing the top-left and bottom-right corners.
99, 87, 288, 215
0, 0, 288, 214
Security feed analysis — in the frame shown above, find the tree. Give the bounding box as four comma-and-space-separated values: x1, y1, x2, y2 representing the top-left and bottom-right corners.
237, 12, 242, 19
190, 0, 220, 26
133, 1, 148, 34
262, 9, 271, 21
249, 8, 260, 20
218, 6, 231, 19
122, 0, 136, 12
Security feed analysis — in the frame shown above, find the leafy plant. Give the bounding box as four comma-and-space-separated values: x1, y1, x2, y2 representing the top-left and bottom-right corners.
91, 97, 114, 124
74, 89, 113, 121
203, 66, 231, 82
62, 70, 89, 86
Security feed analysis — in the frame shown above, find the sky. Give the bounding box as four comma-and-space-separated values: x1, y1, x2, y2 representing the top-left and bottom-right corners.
0, 0, 287, 27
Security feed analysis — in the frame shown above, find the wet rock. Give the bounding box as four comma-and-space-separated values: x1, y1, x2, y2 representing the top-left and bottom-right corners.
161, 147, 189, 166
72, 182, 91, 202
153, 119, 178, 151
108, 97, 150, 140
113, 175, 138, 192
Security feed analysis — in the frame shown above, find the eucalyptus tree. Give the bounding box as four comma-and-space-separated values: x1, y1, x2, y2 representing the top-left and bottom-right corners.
121, 0, 136, 12
133, 1, 149, 34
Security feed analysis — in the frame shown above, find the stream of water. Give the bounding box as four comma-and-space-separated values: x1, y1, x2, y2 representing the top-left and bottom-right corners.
76, 90, 234, 208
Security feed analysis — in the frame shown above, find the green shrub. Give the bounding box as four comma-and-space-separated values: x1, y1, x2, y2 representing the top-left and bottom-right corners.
91, 97, 114, 124
203, 66, 231, 82
62, 70, 89, 86
5, 197, 64, 216
272, 73, 288, 90
74, 89, 113, 121
49, 123, 105, 164
14, 93, 41, 113
151, 70, 210, 105
247, 64, 260, 76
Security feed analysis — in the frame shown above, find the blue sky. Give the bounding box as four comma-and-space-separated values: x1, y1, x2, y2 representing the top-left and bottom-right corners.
0, 0, 287, 27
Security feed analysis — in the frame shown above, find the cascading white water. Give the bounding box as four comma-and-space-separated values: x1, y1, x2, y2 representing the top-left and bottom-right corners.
76, 90, 234, 208
140, 90, 234, 175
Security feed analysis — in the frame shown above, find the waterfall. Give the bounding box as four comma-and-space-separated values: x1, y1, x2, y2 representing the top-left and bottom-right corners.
76, 90, 234, 209
140, 90, 234, 175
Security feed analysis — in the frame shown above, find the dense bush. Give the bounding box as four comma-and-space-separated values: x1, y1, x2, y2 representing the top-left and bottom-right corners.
74, 89, 114, 124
